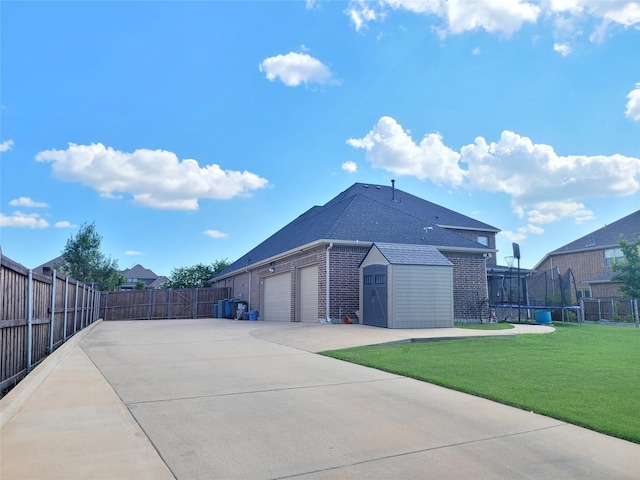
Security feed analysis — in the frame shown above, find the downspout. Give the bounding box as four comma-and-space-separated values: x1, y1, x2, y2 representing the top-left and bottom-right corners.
326, 242, 334, 322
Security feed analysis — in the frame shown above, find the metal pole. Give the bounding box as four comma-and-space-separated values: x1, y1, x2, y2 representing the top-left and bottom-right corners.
63, 276, 69, 341
635, 299, 639, 327
27, 269, 33, 373
579, 297, 585, 324
49, 268, 57, 353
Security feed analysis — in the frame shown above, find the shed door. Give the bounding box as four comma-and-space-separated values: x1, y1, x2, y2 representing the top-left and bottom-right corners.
263, 273, 291, 322
298, 265, 318, 323
363, 265, 388, 328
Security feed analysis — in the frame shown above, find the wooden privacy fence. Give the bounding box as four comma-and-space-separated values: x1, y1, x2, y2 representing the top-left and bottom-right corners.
1, 254, 100, 392
99, 287, 232, 321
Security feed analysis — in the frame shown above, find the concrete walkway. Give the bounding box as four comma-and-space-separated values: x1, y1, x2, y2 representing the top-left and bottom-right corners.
1, 319, 638, 479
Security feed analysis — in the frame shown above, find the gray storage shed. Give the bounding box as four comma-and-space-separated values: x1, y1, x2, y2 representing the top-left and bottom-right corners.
359, 243, 454, 329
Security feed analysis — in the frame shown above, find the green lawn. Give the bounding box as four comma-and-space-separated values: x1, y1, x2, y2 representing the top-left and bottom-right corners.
320, 323, 640, 443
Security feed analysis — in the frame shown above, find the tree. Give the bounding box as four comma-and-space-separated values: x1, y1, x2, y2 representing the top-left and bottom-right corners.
162, 260, 230, 289
134, 280, 147, 290
57, 222, 125, 291
612, 236, 640, 299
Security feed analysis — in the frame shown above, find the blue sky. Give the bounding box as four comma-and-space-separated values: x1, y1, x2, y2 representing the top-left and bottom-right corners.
1, 0, 639, 275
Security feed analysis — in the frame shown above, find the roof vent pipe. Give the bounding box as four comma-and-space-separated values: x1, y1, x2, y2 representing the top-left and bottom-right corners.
391, 179, 395, 201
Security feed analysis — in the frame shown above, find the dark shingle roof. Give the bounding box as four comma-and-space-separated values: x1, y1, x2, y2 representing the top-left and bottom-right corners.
121, 264, 158, 279
217, 183, 495, 277
372, 243, 453, 266
549, 210, 640, 255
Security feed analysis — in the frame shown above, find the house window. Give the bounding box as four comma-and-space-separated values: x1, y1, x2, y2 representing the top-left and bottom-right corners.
577, 290, 591, 299
374, 274, 386, 285
477, 235, 489, 247
604, 248, 624, 267
364, 275, 373, 285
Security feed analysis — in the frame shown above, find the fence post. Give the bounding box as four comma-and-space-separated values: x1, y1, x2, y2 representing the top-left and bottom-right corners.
104, 291, 109, 321
635, 299, 639, 328
194, 288, 199, 318
168, 288, 172, 320
73, 281, 79, 334
49, 268, 57, 353
147, 289, 152, 320
27, 269, 33, 373
80, 284, 86, 329
579, 297, 584, 324
63, 276, 69, 341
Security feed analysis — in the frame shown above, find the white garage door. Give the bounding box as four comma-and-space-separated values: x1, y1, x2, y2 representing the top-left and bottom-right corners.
263, 273, 291, 322
298, 265, 319, 323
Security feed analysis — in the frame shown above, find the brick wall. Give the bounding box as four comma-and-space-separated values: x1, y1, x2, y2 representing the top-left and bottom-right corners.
590, 282, 624, 297
537, 249, 621, 297
219, 244, 489, 324
328, 245, 369, 321
447, 229, 496, 250
441, 251, 489, 322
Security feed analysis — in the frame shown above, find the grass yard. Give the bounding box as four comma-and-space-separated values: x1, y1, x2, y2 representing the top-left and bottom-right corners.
321, 323, 640, 443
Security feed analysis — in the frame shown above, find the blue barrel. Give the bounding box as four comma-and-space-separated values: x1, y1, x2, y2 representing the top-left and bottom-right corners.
213, 304, 219, 318
535, 310, 552, 324
217, 300, 224, 318
249, 310, 258, 321
224, 299, 231, 318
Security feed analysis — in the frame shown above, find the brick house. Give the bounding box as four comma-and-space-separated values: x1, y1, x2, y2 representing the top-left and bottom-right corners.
533, 209, 640, 298
213, 182, 499, 326
120, 264, 160, 290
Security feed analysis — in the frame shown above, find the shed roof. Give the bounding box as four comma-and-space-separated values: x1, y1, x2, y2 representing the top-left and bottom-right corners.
371, 243, 453, 266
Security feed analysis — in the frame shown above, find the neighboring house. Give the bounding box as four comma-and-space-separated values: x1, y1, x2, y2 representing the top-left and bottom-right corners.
33, 255, 68, 275
213, 182, 499, 327
534, 209, 640, 298
148, 276, 169, 289
120, 264, 159, 290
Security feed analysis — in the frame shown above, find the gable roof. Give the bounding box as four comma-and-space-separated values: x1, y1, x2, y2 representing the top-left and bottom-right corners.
33, 255, 67, 274
371, 243, 453, 266
548, 210, 640, 255
121, 264, 158, 279
217, 183, 496, 278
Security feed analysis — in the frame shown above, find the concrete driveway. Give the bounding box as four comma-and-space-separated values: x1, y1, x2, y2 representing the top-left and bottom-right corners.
2, 319, 638, 479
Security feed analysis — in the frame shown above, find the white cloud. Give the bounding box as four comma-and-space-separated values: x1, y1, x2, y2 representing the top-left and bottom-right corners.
203, 229, 229, 239
444, 0, 540, 36
500, 223, 544, 242
472, 47, 481, 55
553, 42, 572, 55
0, 139, 14, 152
345, 0, 640, 42
35, 143, 268, 210
347, 116, 465, 185
342, 161, 358, 173
9, 197, 49, 208
54, 221, 76, 228
0, 211, 49, 228
625, 82, 640, 121
125, 250, 143, 255
259, 52, 337, 87
345, 0, 381, 31
349, 116, 640, 229
461, 130, 640, 206
526, 201, 594, 224
347, 0, 539, 35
